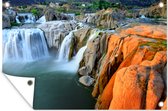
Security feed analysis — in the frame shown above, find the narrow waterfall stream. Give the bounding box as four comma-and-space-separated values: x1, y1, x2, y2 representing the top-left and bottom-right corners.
58, 29, 77, 61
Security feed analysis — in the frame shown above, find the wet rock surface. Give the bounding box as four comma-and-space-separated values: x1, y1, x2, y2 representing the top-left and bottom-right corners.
79, 75, 95, 87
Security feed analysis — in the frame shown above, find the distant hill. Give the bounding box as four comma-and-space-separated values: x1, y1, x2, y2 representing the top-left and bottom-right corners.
3, 0, 160, 6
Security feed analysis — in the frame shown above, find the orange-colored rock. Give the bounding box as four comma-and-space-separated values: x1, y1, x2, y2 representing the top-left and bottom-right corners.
123, 25, 167, 40
140, 51, 167, 73
131, 46, 154, 65
145, 69, 164, 109
92, 35, 122, 98
93, 24, 167, 109
109, 65, 164, 109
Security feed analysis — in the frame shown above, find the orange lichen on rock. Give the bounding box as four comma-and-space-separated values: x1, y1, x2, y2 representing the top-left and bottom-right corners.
123, 25, 167, 40
93, 24, 167, 110
109, 65, 164, 109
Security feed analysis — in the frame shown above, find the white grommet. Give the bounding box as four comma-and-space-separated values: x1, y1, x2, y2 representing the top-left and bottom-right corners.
158, 101, 164, 107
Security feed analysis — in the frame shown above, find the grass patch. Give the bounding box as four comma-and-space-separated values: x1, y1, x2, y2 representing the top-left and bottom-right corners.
140, 40, 167, 51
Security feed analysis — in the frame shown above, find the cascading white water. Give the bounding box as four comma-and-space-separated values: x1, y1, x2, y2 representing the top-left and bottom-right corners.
58, 29, 77, 61
36, 16, 46, 23
3, 28, 49, 62
140, 15, 146, 19
16, 13, 36, 23
56, 28, 99, 72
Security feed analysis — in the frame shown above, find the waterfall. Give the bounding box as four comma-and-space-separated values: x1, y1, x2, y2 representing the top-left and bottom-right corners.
3, 28, 49, 62
58, 29, 77, 61
140, 15, 146, 19
56, 28, 99, 72
36, 16, 46, 23
16, 13, 36, 24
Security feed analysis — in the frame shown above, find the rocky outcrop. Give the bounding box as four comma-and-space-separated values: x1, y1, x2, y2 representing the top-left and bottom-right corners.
78, 24, 167, 109
44, 8, 72, 21
78, 8, 126, 29
3, 14, 11, 28
79, 32, 111, 76
140, 1, 167, 18
38, 21, 77, 54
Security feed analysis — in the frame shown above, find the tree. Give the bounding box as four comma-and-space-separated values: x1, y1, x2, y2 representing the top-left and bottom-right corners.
99, 0, 111, 10
92, 0, 111, 10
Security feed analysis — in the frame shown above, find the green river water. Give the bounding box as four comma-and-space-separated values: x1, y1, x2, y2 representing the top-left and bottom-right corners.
3, 58, 96, 109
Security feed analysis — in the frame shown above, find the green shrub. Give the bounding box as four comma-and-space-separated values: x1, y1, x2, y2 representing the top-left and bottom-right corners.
75, 12, 80, 16
22, 5, 27, 9
11, 22, 20, 26
31, 8, 39, 16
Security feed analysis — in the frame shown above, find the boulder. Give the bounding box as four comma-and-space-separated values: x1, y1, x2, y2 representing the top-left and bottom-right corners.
79, 76, 95, 87
3, 14, 11, 28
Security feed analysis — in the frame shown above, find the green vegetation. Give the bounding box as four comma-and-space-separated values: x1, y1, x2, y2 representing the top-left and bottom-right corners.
57, 7, 66, 13
91, 0, 121, 10
140, 40, 167, 51
11, 22, 21, 26
75, 11, 81, 16
56, 0, 122, 13
161, 40, 167, 46
30, 8, 40, 16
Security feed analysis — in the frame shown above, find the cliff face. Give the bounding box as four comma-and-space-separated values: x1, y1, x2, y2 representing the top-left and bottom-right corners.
38, 21, 77, 54
78, 24, 167, 109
